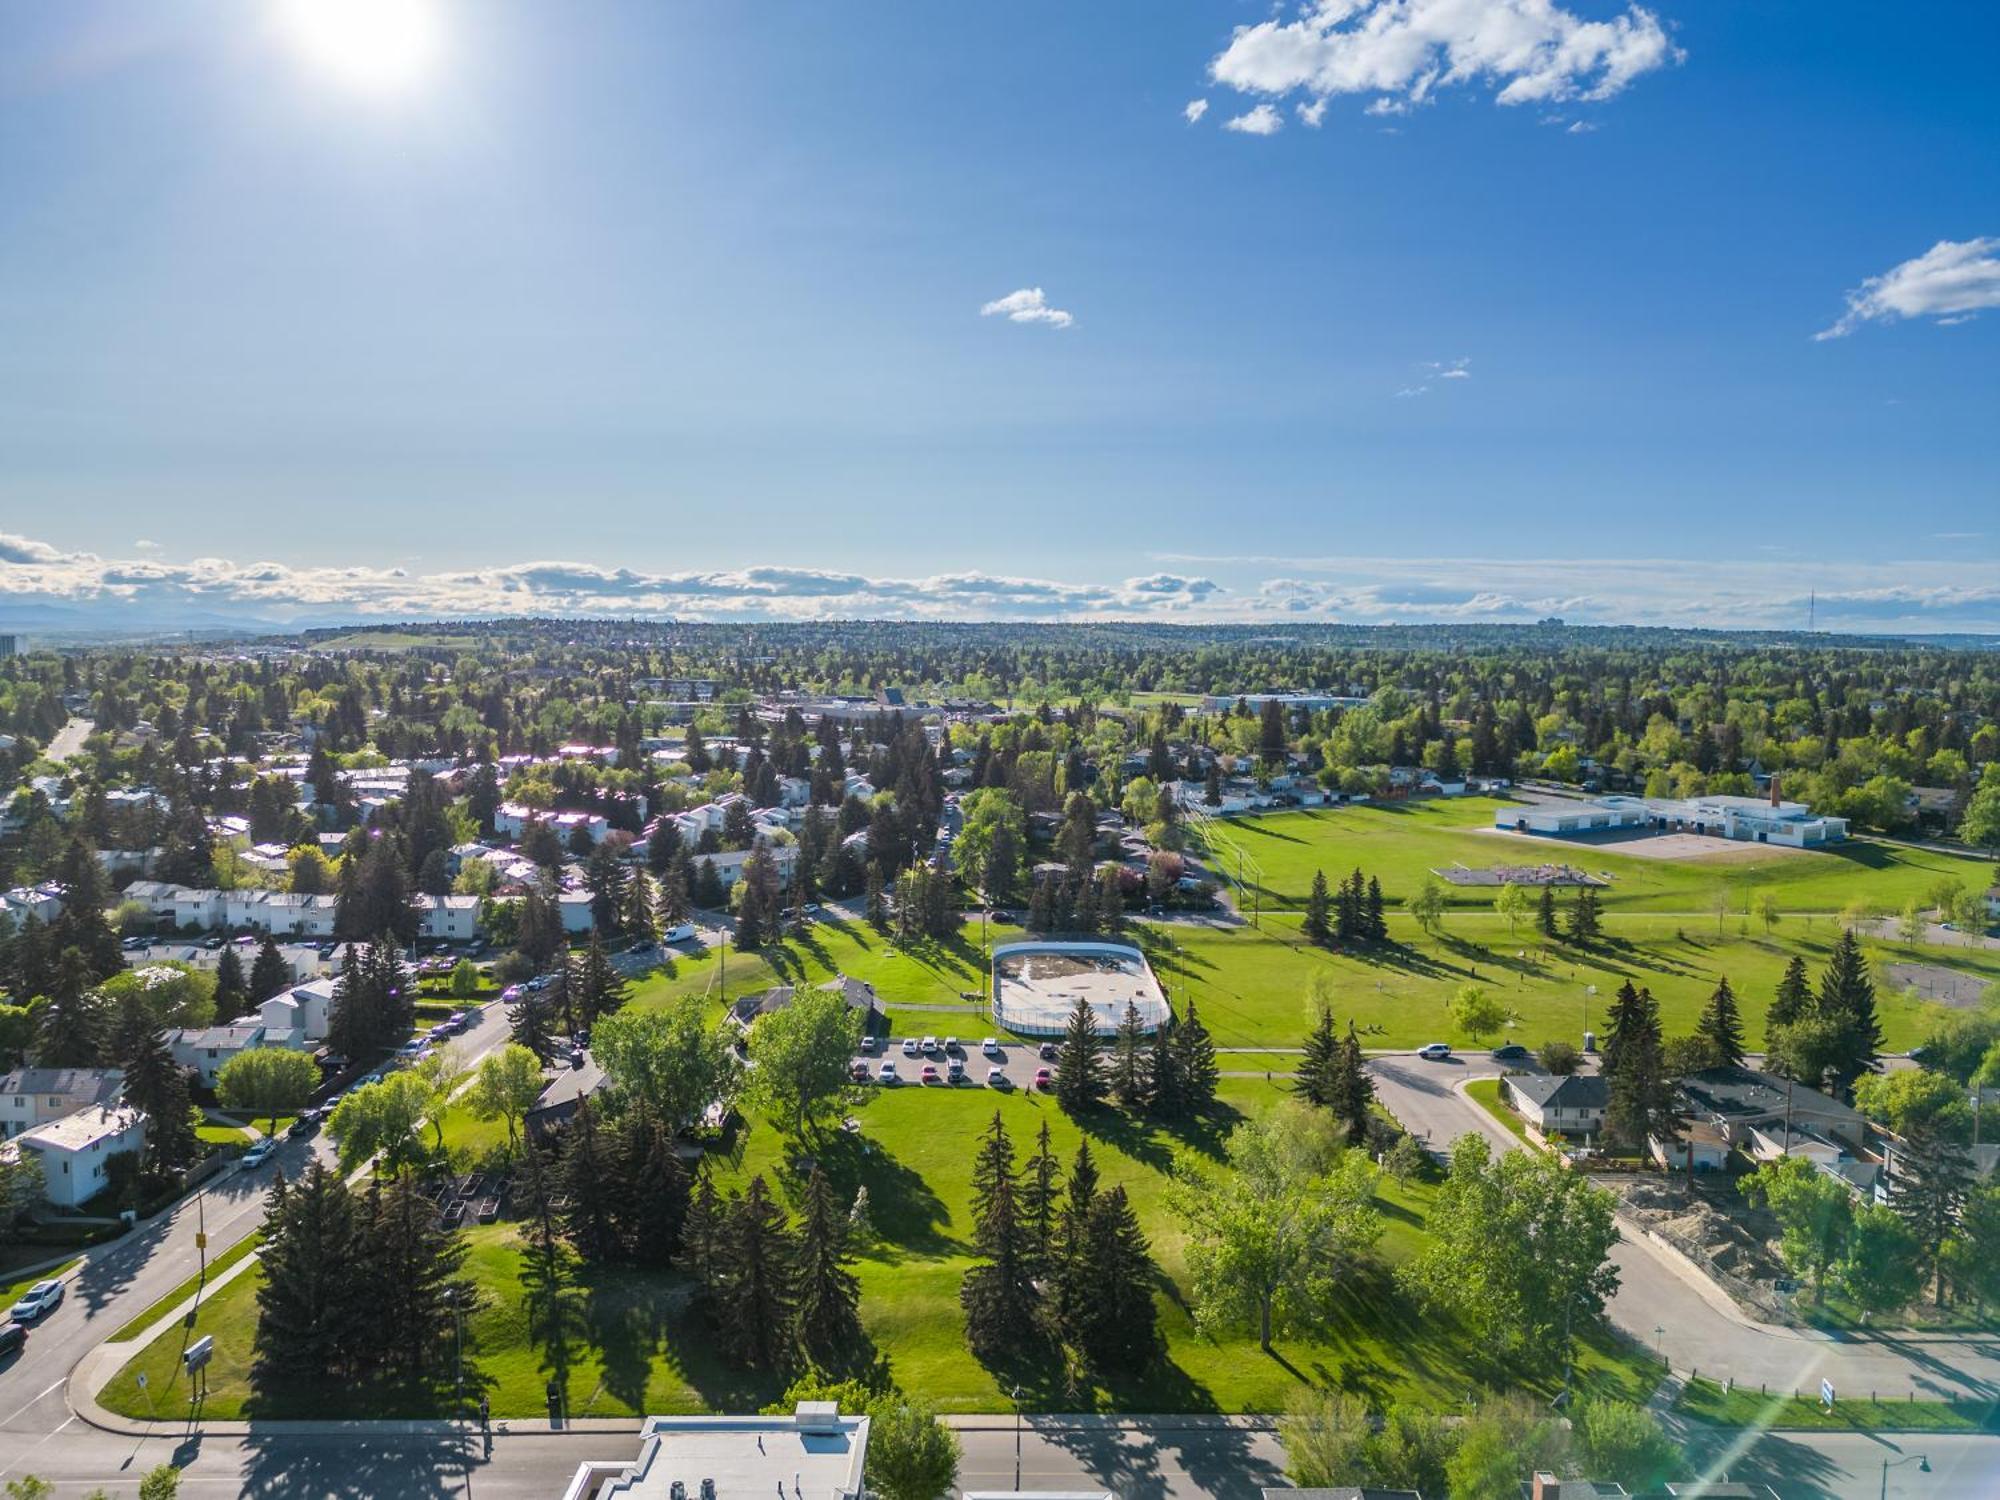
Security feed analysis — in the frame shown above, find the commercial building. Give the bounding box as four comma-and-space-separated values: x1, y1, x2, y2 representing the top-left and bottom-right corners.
557, 1401, 868, 1500
1497, 791, 1848, 847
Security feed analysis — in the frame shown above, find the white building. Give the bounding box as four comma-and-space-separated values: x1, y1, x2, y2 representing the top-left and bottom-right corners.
558, 1402, 868, 1500
417, 893, 481, 942
496, 803, 611, 846
0, 1068, 125, 1139
16, 1105, 148, 1209
1499, 792, 1848, 847
163, 1023, 268, 1088
260, 981, 336, 1046
1, 885, 65, 924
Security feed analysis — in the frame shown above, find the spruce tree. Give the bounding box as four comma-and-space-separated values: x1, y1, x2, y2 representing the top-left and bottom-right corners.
1054, 994, 1105, 1113
121, 1027, 199, 1173
616, 1107, 689, 1267
1304, 870, 1332, 946
1818, 928, 1883, 1097
1536, 884, 1558, 939
718, 1176, 795, 1371
1603, 984, 1674, 1153
559, 1098, 623, 1263
1328, 1020, 1375, 1147
1295, 1003, 1339, 1107
254, 1162, 370, 1383
1364, 876, 1388, 941
961, 1115, 1039, 1359
657, 853, 693, 929
213, 943, 248, 1015
1018, 1119, 1064, 1275
1111, 1000, 1151, 1109
793, 1164, 863, 1367
35, 958, 103, 1068
969, 1110, 1017, 1237
624, 868, 657, 944
682, 1173, 723, 1309
1768, 955, 1813, 1030
1695, 977, 1746, 1068
1893, 1120, 1972, 1308
1566, 888, 1601, 943
1173, 998, 1219, 1113
250, 937, 291, 1003
1050, 1140, 1100, 1345
364, 1173, 469, 1372
509, 987, 557, 1060
1072, 1185, 1159, 1373
1147, 1017, 1187, 1120
572, 930, 629, 1027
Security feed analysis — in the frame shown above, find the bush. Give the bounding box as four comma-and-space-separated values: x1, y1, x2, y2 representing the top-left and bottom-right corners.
1538, 1040, 1581, 1075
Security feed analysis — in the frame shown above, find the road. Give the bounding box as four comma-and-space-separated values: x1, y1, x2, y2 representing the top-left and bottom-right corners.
1366, 1052, 2000, 1405
44, 717, 93, 763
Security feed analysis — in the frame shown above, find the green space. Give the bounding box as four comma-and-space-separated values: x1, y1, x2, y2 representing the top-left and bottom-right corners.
1676, 1376, 2000, 1433
101, 1076, 1653, 1421
1192, 800, 1995, 915
109, 1232, 265, 1345
196, 1115, 251, 1147
1464, 1078, 1533, 1146
1135, 911, 1975, 1052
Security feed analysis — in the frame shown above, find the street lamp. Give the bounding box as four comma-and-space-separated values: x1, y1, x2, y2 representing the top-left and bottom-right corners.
1879, 1452, 1930, 1498
1011, 1384, 1024, 1490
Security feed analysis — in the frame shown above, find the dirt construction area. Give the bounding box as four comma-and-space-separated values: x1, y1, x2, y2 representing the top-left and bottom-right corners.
1479, 825, 1821, 864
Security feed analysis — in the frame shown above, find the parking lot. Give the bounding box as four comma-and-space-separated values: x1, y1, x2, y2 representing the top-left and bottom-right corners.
849, 1032, 1062, 1093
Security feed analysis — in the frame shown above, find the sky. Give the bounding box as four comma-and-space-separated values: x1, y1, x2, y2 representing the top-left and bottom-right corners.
1, 0, 1997, 634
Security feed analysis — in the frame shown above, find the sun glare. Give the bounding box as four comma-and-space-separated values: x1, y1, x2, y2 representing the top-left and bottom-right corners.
282, 0, 440, 91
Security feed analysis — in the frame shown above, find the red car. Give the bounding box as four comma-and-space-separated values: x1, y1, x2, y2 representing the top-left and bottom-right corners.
1033, 1067, 1054, 1090
921, 1063, 939, 1084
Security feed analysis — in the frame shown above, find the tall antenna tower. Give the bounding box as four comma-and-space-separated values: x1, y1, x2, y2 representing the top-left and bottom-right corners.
1808, 590, 1815, 633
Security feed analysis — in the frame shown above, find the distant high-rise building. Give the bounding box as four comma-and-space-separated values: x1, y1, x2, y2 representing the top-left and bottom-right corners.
0, 635, 16, 657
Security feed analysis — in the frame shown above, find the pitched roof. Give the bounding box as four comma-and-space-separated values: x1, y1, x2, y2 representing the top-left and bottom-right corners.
1680, 1066, 1858, 1125
1506, 1072, 1609, 1110
0, 1068, 124, 1103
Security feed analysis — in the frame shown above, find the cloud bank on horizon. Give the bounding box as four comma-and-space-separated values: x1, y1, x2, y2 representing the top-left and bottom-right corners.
3, 533, 1998, 636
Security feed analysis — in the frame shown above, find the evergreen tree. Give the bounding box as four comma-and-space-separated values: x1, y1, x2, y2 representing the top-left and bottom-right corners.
1295, 1003, 1339, 1107
1054, 994, 1105, 1113
624, 868, 658, 944
364, 1173, 469, 1372
657, 851, 693, 929
1818, 928, 1883, 1097
960, 1113, 1039, 1359
559, 1098, 624, 1262
1147, 1016, 1188, 1121
1049, 1139, 1101, 1345
1603, 983, 1674, 1153
1892, 1121, 1972, 1308
793, 1164, 863, 1367
682, 1173, 723, 1309
717, 1176, 796, 1371
1768, 955, 1813, 1031
1303, 870, 1332, 946
509, 987, 558, 1060
1328, 1020, 1375, 1147
1695, 977, 1746, 1068
35, 955, 103, 1067
249, 937, 291, 1004
1364, 876, 1387, 941
254, 1162, 371, 1383
1018, 1119, 1064, 1275
1111, 1000, 1151, 1109
615, 1107, 689, 1267
1172, 998, 1219, 1113
121, 1027, 198, 1173
1566, 888, 1602, 943
1536, 884, 1558, 939
1071, 1185, 1159, 1373
572, 929, 630, 1027
213, 943, 248, 1015
695, 857, 725, 911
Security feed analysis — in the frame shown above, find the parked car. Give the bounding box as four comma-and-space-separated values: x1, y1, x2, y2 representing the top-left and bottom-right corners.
7, 1280, 64, 1323
921, 1064, 939, 1084
900, 1038, 919, 1057
920, 1036, 939, 1054
286, 1115, 318, 1140
943, 1036, 960, 1054
1416, 1042, 1453, 1061
1037, 1042, 1058, 1061
240, 1140, 274, 1170
0, 1321, 25, 1358
986, 1067, 1009, 1088
981, 1037, 1002, 1056
1032, 1067, 1054, 1090
849, 1060, 871, 1081
878, 1062, 899, 1085
858, 1035, 878, 1054
946, 1058, 965, 1082
1489, 1044, 1529, 1063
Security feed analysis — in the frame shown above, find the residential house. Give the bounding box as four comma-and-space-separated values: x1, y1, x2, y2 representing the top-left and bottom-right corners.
260, 981, 335, 1046
1678, 1066, 1866, 1152
0, 1067, 125, 1139
1501, 1073, 1610, 1143
1, 884, 65, 924
16, 1104, 148, 1209
163, 1023, 268, 1088
416, 893, 481, 942
1649, 1118, 1731, 1173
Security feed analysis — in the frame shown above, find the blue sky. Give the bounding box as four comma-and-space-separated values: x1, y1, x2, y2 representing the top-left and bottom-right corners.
1, 0, 1997, 631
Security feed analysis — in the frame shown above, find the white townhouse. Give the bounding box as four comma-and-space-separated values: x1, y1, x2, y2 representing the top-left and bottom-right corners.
16, 1105, 148, 1209
0, 1067, 125, 1139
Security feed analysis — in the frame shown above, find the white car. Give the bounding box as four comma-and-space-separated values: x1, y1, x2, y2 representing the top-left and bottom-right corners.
241, 1140, 275, 1169
1416, 1042, 1453, 1061
943, 1036, 960, 1054
8, 1279, 64, 1322
900, 1038, 919, 1057
981, 1037, 1002, 1057
920, 1036, 939, 1054
878, 1061, 900, 1085
986, 1067, 1010, 1088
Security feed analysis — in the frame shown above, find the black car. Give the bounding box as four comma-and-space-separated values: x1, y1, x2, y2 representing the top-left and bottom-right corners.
1037, 1041, 1058, 1061
1489, 1044, 1530, 1063
287, 1114, 319, 1139
0, 1321, 25, 1357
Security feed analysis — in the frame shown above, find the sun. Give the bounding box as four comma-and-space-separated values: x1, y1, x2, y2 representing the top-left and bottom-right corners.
281, 0, 440, 92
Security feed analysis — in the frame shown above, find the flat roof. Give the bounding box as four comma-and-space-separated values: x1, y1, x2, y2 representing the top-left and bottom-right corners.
20, 1104, 143, 1153
992, 940, 1170, 1035
566, 1407, 869, 1500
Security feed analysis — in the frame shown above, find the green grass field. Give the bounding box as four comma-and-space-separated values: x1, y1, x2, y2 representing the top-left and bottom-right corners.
100, 1077, 1653, 1421
1135, 911, 1982, 1052
1192, 799, 1995, 916
1676, 1375, 2000, 1433
108, 1232, 264, 1344
1464, 1078, 1533, 1146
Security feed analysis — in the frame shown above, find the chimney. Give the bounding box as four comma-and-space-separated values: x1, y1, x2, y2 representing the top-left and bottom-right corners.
1770, 772, 1781, 809
1531, 1474, 1562, 1500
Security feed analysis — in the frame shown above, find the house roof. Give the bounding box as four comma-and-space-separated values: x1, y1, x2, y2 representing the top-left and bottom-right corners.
19, 1104, 145, 1154
1680, 1066, 1859, 1126
0, 1067, 124, 1103
1506, 1072, 1610, 1111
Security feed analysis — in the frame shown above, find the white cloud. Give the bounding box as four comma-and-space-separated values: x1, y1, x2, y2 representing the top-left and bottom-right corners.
1297, 97, 1328, 127
1432, 357, 1472, 379
1224, 102, 1284, 135
1395, 385, 1430, 398
979, 287, 1074, 329
1816, 237, 2000, 340
1184, 97, 1209, 123
1566, 119, 1597, 133
1209, 0, 1681, 123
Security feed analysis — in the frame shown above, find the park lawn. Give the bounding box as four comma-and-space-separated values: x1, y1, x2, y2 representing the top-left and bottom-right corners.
109, 1232, 265, 1344
435, 1097, 518, 1160
1464, 1079, 1533, 1146
1131, 912, 1970, 1052
1676, 1376, 1999, 1433
1191, 801, 1996, 916
103, 1075, 1652, 1421
196, 1115, 251, 1147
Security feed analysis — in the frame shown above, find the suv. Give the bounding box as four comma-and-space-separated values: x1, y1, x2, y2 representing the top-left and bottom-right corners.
0, 1321, 24, 1358
8, 1279, 64, 1323
1416, 1042, 1453, 1061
